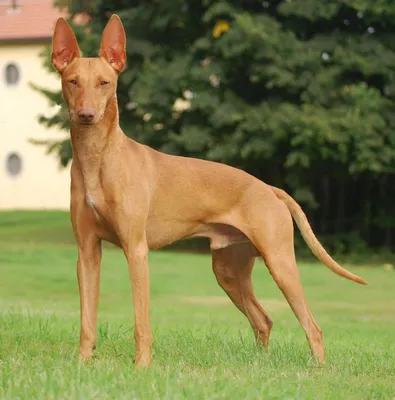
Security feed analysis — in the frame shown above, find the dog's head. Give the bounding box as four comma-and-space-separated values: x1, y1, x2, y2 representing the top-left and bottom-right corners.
51, 15, 126, 126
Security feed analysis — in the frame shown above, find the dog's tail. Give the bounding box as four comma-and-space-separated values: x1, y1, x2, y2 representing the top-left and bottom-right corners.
270, 185, 367, 285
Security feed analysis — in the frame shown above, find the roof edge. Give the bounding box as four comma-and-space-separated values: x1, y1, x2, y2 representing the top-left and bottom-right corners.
0, 37, 52, 45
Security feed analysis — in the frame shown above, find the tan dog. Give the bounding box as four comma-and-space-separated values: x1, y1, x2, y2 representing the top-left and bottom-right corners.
51, 15, 366, 367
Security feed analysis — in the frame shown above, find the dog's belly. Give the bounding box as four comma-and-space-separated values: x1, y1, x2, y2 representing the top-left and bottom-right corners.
146, 218, 251, 251
188, 223, 251, 250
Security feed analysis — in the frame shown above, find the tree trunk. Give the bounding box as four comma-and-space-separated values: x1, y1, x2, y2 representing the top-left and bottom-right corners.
336, 180, 345, 234
321, 176, 330, 234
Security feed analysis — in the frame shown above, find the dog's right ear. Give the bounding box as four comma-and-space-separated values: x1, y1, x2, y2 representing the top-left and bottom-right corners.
51, 18, 81, 73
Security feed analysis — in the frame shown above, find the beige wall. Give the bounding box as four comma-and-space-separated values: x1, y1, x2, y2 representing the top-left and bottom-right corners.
0, 43, 71, 210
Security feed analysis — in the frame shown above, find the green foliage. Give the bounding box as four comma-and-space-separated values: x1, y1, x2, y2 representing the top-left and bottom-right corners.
34, 0, 395, 249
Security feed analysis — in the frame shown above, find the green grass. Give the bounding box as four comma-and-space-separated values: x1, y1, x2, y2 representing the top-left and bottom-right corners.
0, 211, 394, 399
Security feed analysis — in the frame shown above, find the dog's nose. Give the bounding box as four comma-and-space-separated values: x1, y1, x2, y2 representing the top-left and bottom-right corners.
77, 108, 95, 123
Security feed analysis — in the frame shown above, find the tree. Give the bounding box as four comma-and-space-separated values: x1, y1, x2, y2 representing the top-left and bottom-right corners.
34, 0, 395, 251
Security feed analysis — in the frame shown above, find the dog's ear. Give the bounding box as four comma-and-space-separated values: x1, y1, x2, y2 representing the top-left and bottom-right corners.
51, 18, 81, 73
99, 14, 127, 73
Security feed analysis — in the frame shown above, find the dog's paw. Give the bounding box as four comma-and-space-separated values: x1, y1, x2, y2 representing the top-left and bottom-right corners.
307, 355, 326, 368
133, 353, 152, 369
79, 347, 96, 363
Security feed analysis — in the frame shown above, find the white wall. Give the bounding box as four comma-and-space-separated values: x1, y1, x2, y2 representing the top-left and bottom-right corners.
0, 43, 71, 210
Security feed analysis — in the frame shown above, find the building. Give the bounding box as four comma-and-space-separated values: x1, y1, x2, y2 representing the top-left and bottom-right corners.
0, 0, 71, 210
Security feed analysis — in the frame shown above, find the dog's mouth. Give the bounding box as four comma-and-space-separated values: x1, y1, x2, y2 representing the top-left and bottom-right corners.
79, 121, 96, 126
75, 118, 98, 126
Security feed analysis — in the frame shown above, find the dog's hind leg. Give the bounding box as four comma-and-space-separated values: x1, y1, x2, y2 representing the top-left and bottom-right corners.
212, 243, 273, 347
245, 196, 325, 363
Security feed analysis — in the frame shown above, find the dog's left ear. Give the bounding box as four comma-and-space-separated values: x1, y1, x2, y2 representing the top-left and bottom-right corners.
99, 14, 127, 73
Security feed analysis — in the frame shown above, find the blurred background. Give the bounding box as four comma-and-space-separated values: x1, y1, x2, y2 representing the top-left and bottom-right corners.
2, 0, 395, 259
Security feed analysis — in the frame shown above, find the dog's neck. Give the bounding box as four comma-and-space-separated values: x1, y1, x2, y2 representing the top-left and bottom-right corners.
70, 95, 124, 191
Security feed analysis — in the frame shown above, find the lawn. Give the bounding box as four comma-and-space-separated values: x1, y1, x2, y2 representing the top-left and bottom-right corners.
0, 211, 394, 399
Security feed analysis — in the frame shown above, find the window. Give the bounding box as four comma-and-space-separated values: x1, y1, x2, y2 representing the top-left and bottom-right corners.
7, 0, 20, 13
5, 152, 23, 177
4, 63, 20, 86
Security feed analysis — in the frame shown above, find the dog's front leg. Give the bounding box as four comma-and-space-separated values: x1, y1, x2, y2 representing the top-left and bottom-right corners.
76, 237, 102, 361
123, 238, 152, 368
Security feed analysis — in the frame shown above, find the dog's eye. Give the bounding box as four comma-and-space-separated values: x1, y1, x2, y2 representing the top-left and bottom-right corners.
100, 80, 109, 86
69, 79, 77, 85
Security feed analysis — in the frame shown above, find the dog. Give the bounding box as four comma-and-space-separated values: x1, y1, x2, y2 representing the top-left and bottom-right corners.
51, 14, 367, 367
